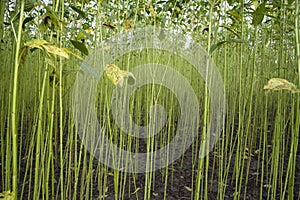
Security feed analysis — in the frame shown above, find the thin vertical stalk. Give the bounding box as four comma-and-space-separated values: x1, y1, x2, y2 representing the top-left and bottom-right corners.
0, 0, 5, 38
55, 0, 65, 199
33, 62, 49, 200
11, 1, 24, 199
195, 1, 214, 199
287, 1, 300, 199
296, 0, 300, 86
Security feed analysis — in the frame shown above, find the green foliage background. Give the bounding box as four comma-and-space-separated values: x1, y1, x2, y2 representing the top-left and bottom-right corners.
0, 0, 299, 200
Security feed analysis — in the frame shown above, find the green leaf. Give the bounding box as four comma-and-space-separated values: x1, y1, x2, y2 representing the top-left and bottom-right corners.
227, 0, 233, 5
210, 41, 227, 54
220, 25, 240, 38
252, 2, 266, 26
62, 48, 83, 60
24, 1, 35, 12
47, 12, 61, 31
22, 17, 34, 29
76, 28, 93, 41
209, 39, 249, 54
70, 40, 89, 56
70, 5, 87, 19
43, 4, 66, 32
227, 11, 242, 22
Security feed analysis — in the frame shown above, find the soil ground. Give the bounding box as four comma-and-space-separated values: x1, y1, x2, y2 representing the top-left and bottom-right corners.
3, 126, 300, 200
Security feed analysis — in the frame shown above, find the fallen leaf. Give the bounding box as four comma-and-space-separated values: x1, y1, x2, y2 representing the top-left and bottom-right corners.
131, 187, 141, 194
184, 186, 192, 192
152, 192, 158, 197
108, 172, 114, 176
0, 191, 14, 200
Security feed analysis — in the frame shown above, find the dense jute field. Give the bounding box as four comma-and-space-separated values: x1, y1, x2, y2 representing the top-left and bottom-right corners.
0, 1, 300, 199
